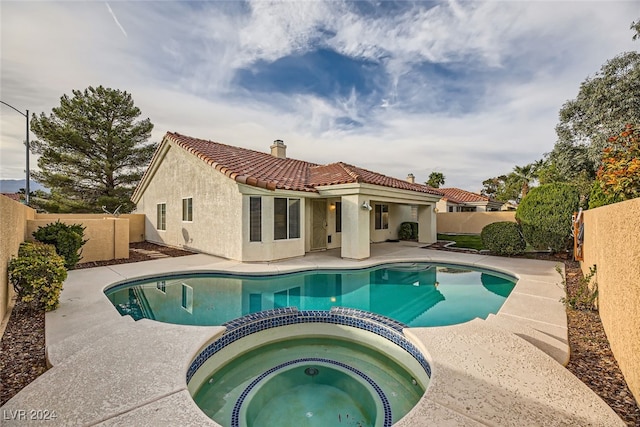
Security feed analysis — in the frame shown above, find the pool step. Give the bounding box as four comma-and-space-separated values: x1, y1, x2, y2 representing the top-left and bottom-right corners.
484, 313, 569, 366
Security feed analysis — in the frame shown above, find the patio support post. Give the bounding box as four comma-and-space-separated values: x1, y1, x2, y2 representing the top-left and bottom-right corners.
340, 194, 370, 259
418, 204, 437, 244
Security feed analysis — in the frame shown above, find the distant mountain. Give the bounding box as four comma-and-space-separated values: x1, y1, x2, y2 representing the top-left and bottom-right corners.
0, 179, 47, 193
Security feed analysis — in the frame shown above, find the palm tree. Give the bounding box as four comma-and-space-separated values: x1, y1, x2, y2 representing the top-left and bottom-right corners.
512, 163, 539, 200
426, 172, 445, 188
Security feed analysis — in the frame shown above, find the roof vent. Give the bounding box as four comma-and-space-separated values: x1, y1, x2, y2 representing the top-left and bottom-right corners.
270, 140, 287, 158
406, 173, 415, 184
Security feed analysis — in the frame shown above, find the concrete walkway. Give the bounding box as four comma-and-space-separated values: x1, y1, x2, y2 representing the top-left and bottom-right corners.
1, 242, 624, 426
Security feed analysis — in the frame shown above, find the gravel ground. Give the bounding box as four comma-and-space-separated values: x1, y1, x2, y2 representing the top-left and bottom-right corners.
1, 242, 639, 425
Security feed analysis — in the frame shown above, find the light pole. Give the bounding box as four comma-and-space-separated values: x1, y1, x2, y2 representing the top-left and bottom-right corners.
0, 100, 30, 205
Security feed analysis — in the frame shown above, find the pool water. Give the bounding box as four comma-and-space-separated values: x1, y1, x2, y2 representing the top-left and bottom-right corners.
244, 363, 380, 427
105, 263, 516, 327
192, 337, 424, 426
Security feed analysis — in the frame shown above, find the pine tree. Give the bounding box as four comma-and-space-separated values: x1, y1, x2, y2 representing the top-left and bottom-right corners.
30, 86, 155, 213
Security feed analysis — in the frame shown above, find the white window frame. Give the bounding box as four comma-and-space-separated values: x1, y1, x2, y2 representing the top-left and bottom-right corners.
181, 283, 193, 313
157, 203, 167, 231
249, 196, 262, 242
374, 204, 389, 230
156, 280, 166, 293
274, 197, 301, 240
182, 197, 193, 222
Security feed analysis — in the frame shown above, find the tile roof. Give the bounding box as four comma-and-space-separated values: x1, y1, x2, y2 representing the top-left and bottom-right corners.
1, 193, 23, 202
163, 132, 442, 196
438, 187, 491, 204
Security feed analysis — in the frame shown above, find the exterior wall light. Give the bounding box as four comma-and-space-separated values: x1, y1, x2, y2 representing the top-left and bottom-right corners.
361, 202, 372, 211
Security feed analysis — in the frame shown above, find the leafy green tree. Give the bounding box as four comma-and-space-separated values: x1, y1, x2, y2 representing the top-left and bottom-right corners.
632, 19, 640, 41
481, 162, 539, 203
515, 183, 580, 252
481, 175, 518, 202
590, 124, 640, 208
426, 171, 445, 188
30, 86, 156, 213
554, 51, 640, 171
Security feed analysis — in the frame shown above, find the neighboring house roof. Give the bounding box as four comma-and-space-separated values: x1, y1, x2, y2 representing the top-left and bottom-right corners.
141, 132, 443, 196
438, 187, 494, 204
1, 193, 23, 202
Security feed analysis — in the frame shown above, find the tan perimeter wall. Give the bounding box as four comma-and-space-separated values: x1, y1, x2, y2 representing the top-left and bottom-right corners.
35, 213, 145, 243
0, 197, 36, 322
437, 211, 516, 234
582, 198, 640, 403
27, 218, 130, 263
1, 204, 145, 321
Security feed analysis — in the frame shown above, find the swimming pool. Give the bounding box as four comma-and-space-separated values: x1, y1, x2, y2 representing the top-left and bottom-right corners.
105, 263, 516, 327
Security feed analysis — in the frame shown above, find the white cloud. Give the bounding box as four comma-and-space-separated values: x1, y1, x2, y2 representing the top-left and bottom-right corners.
1, 0, 638, 194
233, 1, 334, 67
105, 2, 128, 38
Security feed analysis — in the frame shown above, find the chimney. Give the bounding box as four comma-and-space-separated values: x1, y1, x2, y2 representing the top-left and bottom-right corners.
270, 139, 287, 158
406, 173, 415, 184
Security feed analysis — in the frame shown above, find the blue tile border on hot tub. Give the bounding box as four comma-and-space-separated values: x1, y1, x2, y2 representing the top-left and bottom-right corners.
186, 307, 431, 384
230, 357, 393, 427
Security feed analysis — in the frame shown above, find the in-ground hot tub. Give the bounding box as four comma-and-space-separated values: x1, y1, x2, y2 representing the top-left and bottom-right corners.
187, 308, 431, 427
240, 360, 384, 427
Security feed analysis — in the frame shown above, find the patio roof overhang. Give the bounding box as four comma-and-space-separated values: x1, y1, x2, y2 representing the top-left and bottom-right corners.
315, 182, 442, 205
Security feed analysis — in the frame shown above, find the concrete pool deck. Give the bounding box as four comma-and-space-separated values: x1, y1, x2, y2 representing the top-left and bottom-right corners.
1, 242, 624, 426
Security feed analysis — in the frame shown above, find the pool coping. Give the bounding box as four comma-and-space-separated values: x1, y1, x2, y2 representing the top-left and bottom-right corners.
0, 242, 625, 426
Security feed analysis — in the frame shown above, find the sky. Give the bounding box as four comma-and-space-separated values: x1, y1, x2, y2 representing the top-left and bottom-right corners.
1, 1, 638, 192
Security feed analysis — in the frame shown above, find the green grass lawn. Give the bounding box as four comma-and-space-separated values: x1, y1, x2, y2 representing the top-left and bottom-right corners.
437, 234, 484, 251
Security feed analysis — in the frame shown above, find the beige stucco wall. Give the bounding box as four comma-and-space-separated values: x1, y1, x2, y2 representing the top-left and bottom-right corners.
136, 143, 245, 260
437, 211, 516, 234
27, 218, 130, 263
35, 213, 145, 243
581, 198, 640, 403
0, 197, 35, 322
135, 140, 313, 262
241, 192, 306, 262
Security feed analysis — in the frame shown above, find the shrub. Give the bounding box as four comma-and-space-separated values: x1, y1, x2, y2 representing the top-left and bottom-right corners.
8, 242, 67, 311
33, 220, 87, 269
559, 264, 598, 311
515, 183, 580, 252
480, 222, 526, 256
398, 222, 418, 240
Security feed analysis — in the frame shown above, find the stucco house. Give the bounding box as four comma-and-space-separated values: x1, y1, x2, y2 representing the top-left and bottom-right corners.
132, 132, 443, 261
436, 187, 503, 213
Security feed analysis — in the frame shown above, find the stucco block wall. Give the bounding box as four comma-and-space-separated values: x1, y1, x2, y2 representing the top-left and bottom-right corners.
27, 218, 130, 263
137, 144, 244, 260
437, 211, 516, 234
581, 198, 640, 403
35, 213, 145, 243
0, 197, 35, 322
1, 202, 141, 321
